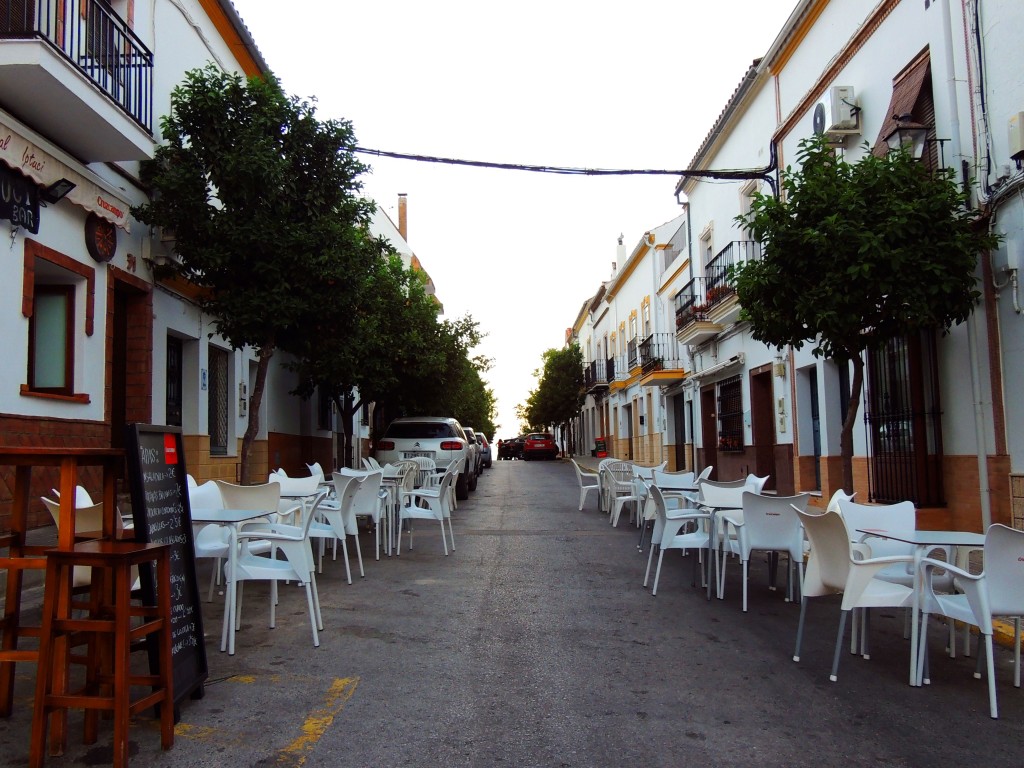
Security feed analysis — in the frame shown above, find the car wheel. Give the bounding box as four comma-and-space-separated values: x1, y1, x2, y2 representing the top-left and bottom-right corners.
468, 463, 478, 491
456, 470, 469, 500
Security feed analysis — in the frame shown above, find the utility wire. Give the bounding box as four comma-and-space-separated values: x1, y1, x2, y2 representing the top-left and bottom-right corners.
354, 146, 778, 192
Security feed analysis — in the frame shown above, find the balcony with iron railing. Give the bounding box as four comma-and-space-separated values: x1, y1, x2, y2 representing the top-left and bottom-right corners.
674, 277, 722, 345
584, 360, 607, 393
638, 332, 687, 387
703, 240, 761, 322
1, 0, 154, 160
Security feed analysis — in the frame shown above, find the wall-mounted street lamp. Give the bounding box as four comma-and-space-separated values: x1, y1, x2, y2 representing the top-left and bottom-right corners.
41, 178, 76, 204
884, 113, 929, 159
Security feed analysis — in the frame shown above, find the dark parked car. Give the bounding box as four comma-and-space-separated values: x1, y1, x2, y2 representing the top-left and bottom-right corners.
522, 432, 558, 460
497, 437, 520, 460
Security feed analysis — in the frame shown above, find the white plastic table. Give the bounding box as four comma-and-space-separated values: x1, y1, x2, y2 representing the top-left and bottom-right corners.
856, 528, 986, 686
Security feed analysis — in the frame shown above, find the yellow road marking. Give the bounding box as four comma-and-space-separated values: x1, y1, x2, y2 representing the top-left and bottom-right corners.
276, 677, 359, 767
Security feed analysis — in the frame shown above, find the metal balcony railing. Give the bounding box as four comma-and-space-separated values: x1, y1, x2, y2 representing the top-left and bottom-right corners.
2, 0, 154, 132
638, 333, 684, 375
674, 277, 710, 329
703, 240, 761, 307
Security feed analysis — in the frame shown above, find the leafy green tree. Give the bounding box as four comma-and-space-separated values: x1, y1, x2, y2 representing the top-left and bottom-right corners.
133, 64, 372, 481
522, 345, 585, 454
734, 135, 999, 493
283, 247, 440, 466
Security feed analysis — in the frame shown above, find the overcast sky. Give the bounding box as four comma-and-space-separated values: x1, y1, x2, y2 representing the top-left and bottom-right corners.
230, 0, 798, 437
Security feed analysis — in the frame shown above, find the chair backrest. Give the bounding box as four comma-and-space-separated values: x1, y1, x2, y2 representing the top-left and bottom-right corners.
346, 469, 383, 516
826, 489, 855, 514
981, 524, 1024, 615
796, 507, 852, 597
652, 469, 695, 490
270, 473, 322, 498
571, 459, 597, 484
836, 499, 915, 557
214, 480, 281, 513
365, 456, 382, 470
41, 498, 107, 535
50, 485, 95, 507
696, 466, 713, 482
409, 456, 436, 486
740, 492, 810, 555
306, 462, 325, 478
435, 471, 456, 517
606, 461, 633, 483
327, 473, 362, 533
188, 480, 223, 511
745, 474, 769, 493
698, 480, 747, 509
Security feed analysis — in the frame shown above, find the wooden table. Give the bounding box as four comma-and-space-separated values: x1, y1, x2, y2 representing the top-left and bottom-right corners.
0, 446, 124, 720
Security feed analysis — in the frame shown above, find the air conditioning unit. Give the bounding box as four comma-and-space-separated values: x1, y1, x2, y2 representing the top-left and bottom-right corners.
813, 86, 860, 136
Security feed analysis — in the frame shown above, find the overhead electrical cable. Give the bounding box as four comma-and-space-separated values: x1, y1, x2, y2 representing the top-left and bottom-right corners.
354, 145, 779, 194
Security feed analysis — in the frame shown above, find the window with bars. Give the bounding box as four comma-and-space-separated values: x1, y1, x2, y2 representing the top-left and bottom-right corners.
207, 345, 229, 456
717, 375, 743, 452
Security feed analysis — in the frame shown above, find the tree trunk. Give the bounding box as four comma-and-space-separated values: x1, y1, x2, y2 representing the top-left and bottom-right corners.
332, 392, 360, 469
240, 340, 274, 484
840, 353, 865, 495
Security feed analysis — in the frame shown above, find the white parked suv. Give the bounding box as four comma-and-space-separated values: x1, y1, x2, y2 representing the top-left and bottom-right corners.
375, 416, 478, 500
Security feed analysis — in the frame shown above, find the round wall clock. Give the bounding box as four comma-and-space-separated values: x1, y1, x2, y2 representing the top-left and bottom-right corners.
84, 212, 117, 263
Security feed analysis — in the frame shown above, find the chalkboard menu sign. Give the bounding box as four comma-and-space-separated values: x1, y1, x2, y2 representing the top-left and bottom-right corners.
124, 424, 207, 706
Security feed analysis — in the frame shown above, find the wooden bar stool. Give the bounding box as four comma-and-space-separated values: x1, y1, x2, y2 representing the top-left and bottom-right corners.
30, 540, 175, 768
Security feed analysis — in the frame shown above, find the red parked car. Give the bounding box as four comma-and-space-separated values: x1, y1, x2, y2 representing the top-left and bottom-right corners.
522, 432, 558, 461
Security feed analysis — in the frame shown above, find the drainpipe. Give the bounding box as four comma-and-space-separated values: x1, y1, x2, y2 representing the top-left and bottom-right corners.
945, 0, 990, 528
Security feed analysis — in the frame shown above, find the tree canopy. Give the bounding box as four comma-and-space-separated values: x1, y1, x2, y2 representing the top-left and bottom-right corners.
734, 135, 999, 492
133, 64, 373, 479
521, 345, 585, 449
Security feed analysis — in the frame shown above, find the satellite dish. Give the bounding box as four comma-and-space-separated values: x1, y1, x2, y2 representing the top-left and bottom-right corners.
813, 103, 826, 135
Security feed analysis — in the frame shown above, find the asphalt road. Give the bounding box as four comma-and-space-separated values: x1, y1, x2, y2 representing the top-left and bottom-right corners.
3, 458, 1023, 767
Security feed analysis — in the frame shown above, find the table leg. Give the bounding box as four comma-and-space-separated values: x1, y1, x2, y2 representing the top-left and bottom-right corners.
910, 546, 924, 686
220, 527, 238, 655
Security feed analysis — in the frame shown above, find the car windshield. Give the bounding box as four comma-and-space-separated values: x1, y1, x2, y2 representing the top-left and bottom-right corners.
384, 422, 458, 439
529, 433, 553, 440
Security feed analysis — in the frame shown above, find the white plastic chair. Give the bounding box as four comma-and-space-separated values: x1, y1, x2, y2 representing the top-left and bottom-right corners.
310, 473, 364, 582
229, 488, 328, 650
40, 498, 130, 589
50, 485, 95, 508
339, 467, 388, 561
397, 470, 455, 555
792, 507, 914, 681
719, 492, 810, 611
570, 459, 600, 512
916, 524, 1024, 718
603, 461, 634, 521
596, 457, 621, 513
188, 479, 232, 602
306, 462, 325, 478
409, 456, 437, 488
644, 484, 711, 596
